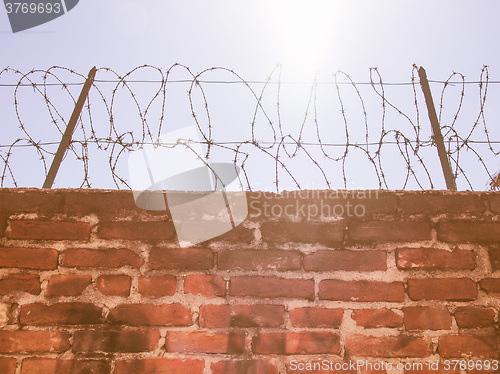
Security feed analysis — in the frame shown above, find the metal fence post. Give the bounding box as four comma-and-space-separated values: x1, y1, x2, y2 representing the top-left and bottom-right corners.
418, 66, 457, 191
42, 66, 97, 189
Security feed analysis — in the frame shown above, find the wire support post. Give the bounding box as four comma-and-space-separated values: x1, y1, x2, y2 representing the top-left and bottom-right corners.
42, 66, 97, 189
418, 66, 457, 191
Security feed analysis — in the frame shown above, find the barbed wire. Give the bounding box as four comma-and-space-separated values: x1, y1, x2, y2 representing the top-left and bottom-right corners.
1, 64, 499, 191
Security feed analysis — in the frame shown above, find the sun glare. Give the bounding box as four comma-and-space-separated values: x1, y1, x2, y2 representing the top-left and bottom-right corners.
269, 0, 339, 81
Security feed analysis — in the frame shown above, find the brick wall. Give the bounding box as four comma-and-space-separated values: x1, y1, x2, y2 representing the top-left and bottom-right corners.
0, 189, 499, 374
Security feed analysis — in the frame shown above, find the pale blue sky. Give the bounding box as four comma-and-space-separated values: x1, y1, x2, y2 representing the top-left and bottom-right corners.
1, 0, 500, 190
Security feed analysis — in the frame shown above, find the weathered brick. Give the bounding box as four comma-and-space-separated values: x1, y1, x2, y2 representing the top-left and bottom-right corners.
0, 358, 17, 373
108, 304, 192, 326
488, 194, 500, 213
8, 220, 91, 240
64, 190, 140, 215
351, 309, 403, 328
0, 274, 40, 295
290, 308, 343, 328
480, 278, 500, 296
319, 280, 405, 302
46, 274, 92, 296
0, 190, 63, 213
207, 224, 255, 243
73, 330, 160, 352
348, 220, 431, 242
454, 307, 496, 328
396, 248, 475, 270
346, 335, 432, 357
0, 247, 58, 270
230, 277, 314, 299
63, 248, 141, 268
304, 250, 386, 271
218, 249, 301, 271
438, 222, 500, 242
149, 248, 213, 270
403, 306, 452, 330
488, 245, 500, 271
212, 360, 278, 374
166, 331, 245, 354
438, 335, 498, 358
253, 332, 340, 355
184, 275, 225, 297
401, 193, 483, 214
0, 331, 70, 353
0, 216, 6, 237
200, 304, 285, 328
138, 275, 177, 297
21, 358, 110, 374
261, 222, 345, 244
408, 279, 477, 301
96, 275, 131, 296
20, 303, 103, 325
115, 359, 204, 374
98, 221, 175, 240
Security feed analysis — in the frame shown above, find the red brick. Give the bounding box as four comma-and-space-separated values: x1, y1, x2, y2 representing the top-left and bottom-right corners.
63, 248, 141, 268
346, 335, 432, 357
184, 275, 225, 297
438, 335, 498, 358
0, 331, 70, 353
404, 365, 459, 374
0, 274, 40, 295
290, 307, 343, 328
304, 250, 387, 271
319, 280, 405, 302
401, 193, 483, 214
200, 304, 285, 328
218, 249, 301, 271
98, 221, 175, 240
108, 304, 192, 326
166, 331, 245, 354
64, 190, 140, 215
212, 360, 278, 374
253, 332, 340, 354
0, 247, 58, 270
207, 224, 255, 243
8, 220, 91, 240
115, 359, 204, 374
396, 248, 475, 270
261, 222, 345, 244
403, 306, 452, 330
0, 190, 63, 213
230, 277, 314, 299
96, 275, 131, 296
488, 245, 500, 271
138, 275, 177, 297
408, 279, 477, 301
0, 216, 6, 237
46, 274, 92, 296
480, 278, 500, 296
73, 330, 160, 352
149, 248, 213, 270
438, 222, 500, 243
0, 358, 17, 373
348, 221, 431, 242
455, 307, 496, 328
488, 194, 500, 213
21, 358, 110, 374
351, 309, 403, 328
20, 302, 103, 325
